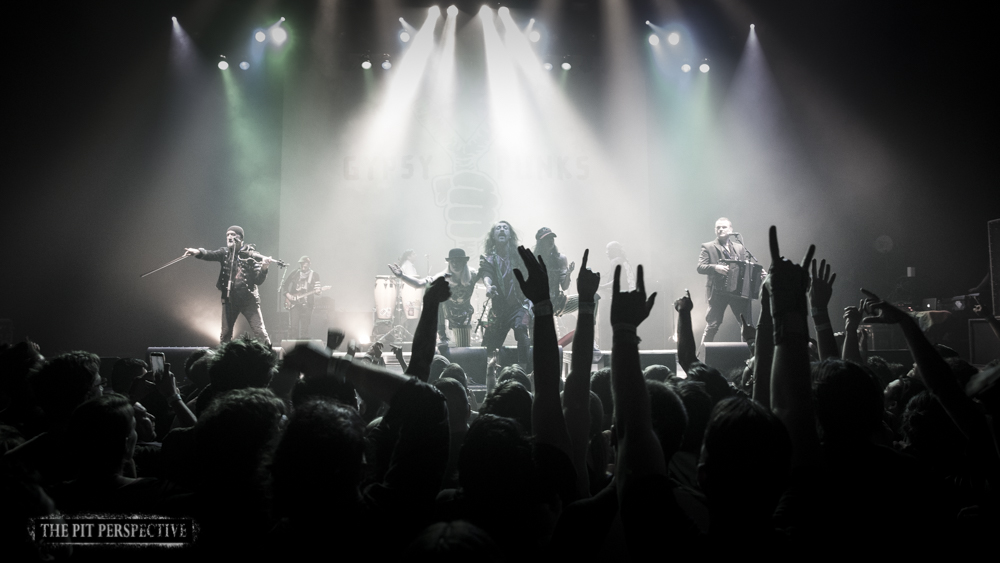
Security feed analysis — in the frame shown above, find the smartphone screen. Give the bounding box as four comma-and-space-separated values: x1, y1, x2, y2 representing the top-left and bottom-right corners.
150, 352, 165, 373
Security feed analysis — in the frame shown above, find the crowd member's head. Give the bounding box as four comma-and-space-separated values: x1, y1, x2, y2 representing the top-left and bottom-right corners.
66, 393, 135, 478
429, 355, 451, 383
643, 364, 673, 383
866, 356, 896, 390
30, 351, 102, 426
813, 359, 883, 444
184, 349, 214, 388
901, 391, 966, 465
109, 357, 147, 396
700, 397, 791, 519
945, 357, 978, 390
208, 336, 277, 393
590, 368, 613, 431
675, 380, 713, 454
440, 364, 469, 390
647, 381, 688, 462
196, 388, 285, 492
884, 374, 926, 437
497, 365, 531, 393
270, 399, 365, 521
403, 520, 504, 562
685, 362, 732, 407
458, 414, 535, 505
435, 378, 471, 432
479, 381, 532, 435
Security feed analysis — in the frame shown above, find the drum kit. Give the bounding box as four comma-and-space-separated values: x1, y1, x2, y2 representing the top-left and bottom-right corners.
371, 275, 417, 345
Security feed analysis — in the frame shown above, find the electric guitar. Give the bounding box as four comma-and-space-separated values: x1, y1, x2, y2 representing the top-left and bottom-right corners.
284, 285, 331, 310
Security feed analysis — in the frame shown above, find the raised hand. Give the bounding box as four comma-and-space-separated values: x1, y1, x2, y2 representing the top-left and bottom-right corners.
861, 289, 912, 324
388, 263, 403, 277
674, 289, 693, 313
154, 363, 179, 398
611, 264, 657, 327
765, 226, 815, 317
576, 249, 600, 300
809, 259, 836, 310
423, 276, 451, 305
513, 245, 551, 304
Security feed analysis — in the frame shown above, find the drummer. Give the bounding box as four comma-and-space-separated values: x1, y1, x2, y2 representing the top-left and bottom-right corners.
389, 248, 478, 348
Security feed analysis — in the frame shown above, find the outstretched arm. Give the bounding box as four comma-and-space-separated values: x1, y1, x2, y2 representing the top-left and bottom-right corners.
752, 284, 775, 408
611, 264, 664, 492
767, 227, 821, 468
674, 290, 697, 372
406, 277, 451, 381
809, 258, 839, 359
513, 246, 573, 460
388, 263, 428, 289
841, 300, 864, 364
565, 250, 600, 498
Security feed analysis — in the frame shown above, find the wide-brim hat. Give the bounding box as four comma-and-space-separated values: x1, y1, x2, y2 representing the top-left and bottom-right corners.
446, 248, 470, 262
298, 255, 311, 264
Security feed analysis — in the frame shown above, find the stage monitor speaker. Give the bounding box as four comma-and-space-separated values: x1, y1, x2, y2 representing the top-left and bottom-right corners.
970, 319, 1000, 365
867, 350, 914, 367
146, 347, 211, 382
639, 350, 677, 372
499, 345, 564, 373
703, 342, 751, 376
989, 219, 1000, 314
448, 347, 488, 386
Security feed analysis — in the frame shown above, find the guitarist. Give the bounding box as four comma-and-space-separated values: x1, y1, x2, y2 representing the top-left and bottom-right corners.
283, 256, 324, 339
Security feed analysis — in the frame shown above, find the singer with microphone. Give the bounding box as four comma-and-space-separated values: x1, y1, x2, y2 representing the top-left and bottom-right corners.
697, 217, 753, 345
184, 225, 274, 347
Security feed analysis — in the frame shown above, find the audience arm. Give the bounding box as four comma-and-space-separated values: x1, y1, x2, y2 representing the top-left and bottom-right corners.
565, 250, 600, 498
405, 276, 450, 381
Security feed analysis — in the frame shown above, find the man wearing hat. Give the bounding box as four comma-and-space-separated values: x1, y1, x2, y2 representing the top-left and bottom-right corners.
532, 227, 576, 317
282, 255, 324, 340
389, 248, 478, 348
184, 225, 272, 346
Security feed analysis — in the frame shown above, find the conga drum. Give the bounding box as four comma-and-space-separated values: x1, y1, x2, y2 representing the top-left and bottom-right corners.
374, 276, 398, 320
400, 284, 424, 320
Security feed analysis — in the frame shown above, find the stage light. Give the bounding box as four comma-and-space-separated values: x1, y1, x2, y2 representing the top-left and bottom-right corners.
681, 64, 691, 72
699, 63, 710, 73
218, 60, 229, 70
561, 62, 571, 70
667, 32, 680, 45
361, 59, 372, 69
499, 7, 510, 16
171, 16, 177, 22
645, 20, 650, 25
239, 61, 249, 70
400, 31, 410, 42
648, 34, 659, 46
382, 59, 392, 70
271, 27, 288, 45
529, 30, 541, 42
543, 62, 552, 70
750, 23, 755, 30
448, 5, 458, 17
280, 17, 285, 22
254, 30, 266, 42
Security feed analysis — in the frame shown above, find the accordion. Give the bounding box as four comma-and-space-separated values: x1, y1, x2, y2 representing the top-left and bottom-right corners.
720, 260, 764, 300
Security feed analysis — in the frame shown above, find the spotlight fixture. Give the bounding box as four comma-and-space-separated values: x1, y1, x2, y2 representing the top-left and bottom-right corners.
645, 20, 650, 25
218, 58, 229, 70
699, 62, 710, 73
529, 30, 541, 42
171, 16, 177, 22
499, 7, 510, 16
400, 31, 411, 42
447, 5, 458, 17
239, 61, 249, 70
361, 59, 372, 70
750, 23, 755, 29
254, 30, 266, 42
648, 34, 659, 46
271, 27, 288, 45
561, 62, 571, 70
543, 62, 552, 70
382, 59, 392, 70
667, 32, 680, 45
681, 64, 691, 72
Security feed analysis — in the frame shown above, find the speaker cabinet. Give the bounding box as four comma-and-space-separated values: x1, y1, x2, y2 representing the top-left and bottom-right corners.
704, 342, 752, 376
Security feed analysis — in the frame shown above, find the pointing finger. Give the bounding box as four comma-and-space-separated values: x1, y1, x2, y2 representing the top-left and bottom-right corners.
768, 226, 780, 264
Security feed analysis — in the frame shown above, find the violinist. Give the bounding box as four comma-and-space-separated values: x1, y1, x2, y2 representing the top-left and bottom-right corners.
184, 225, 273, 347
